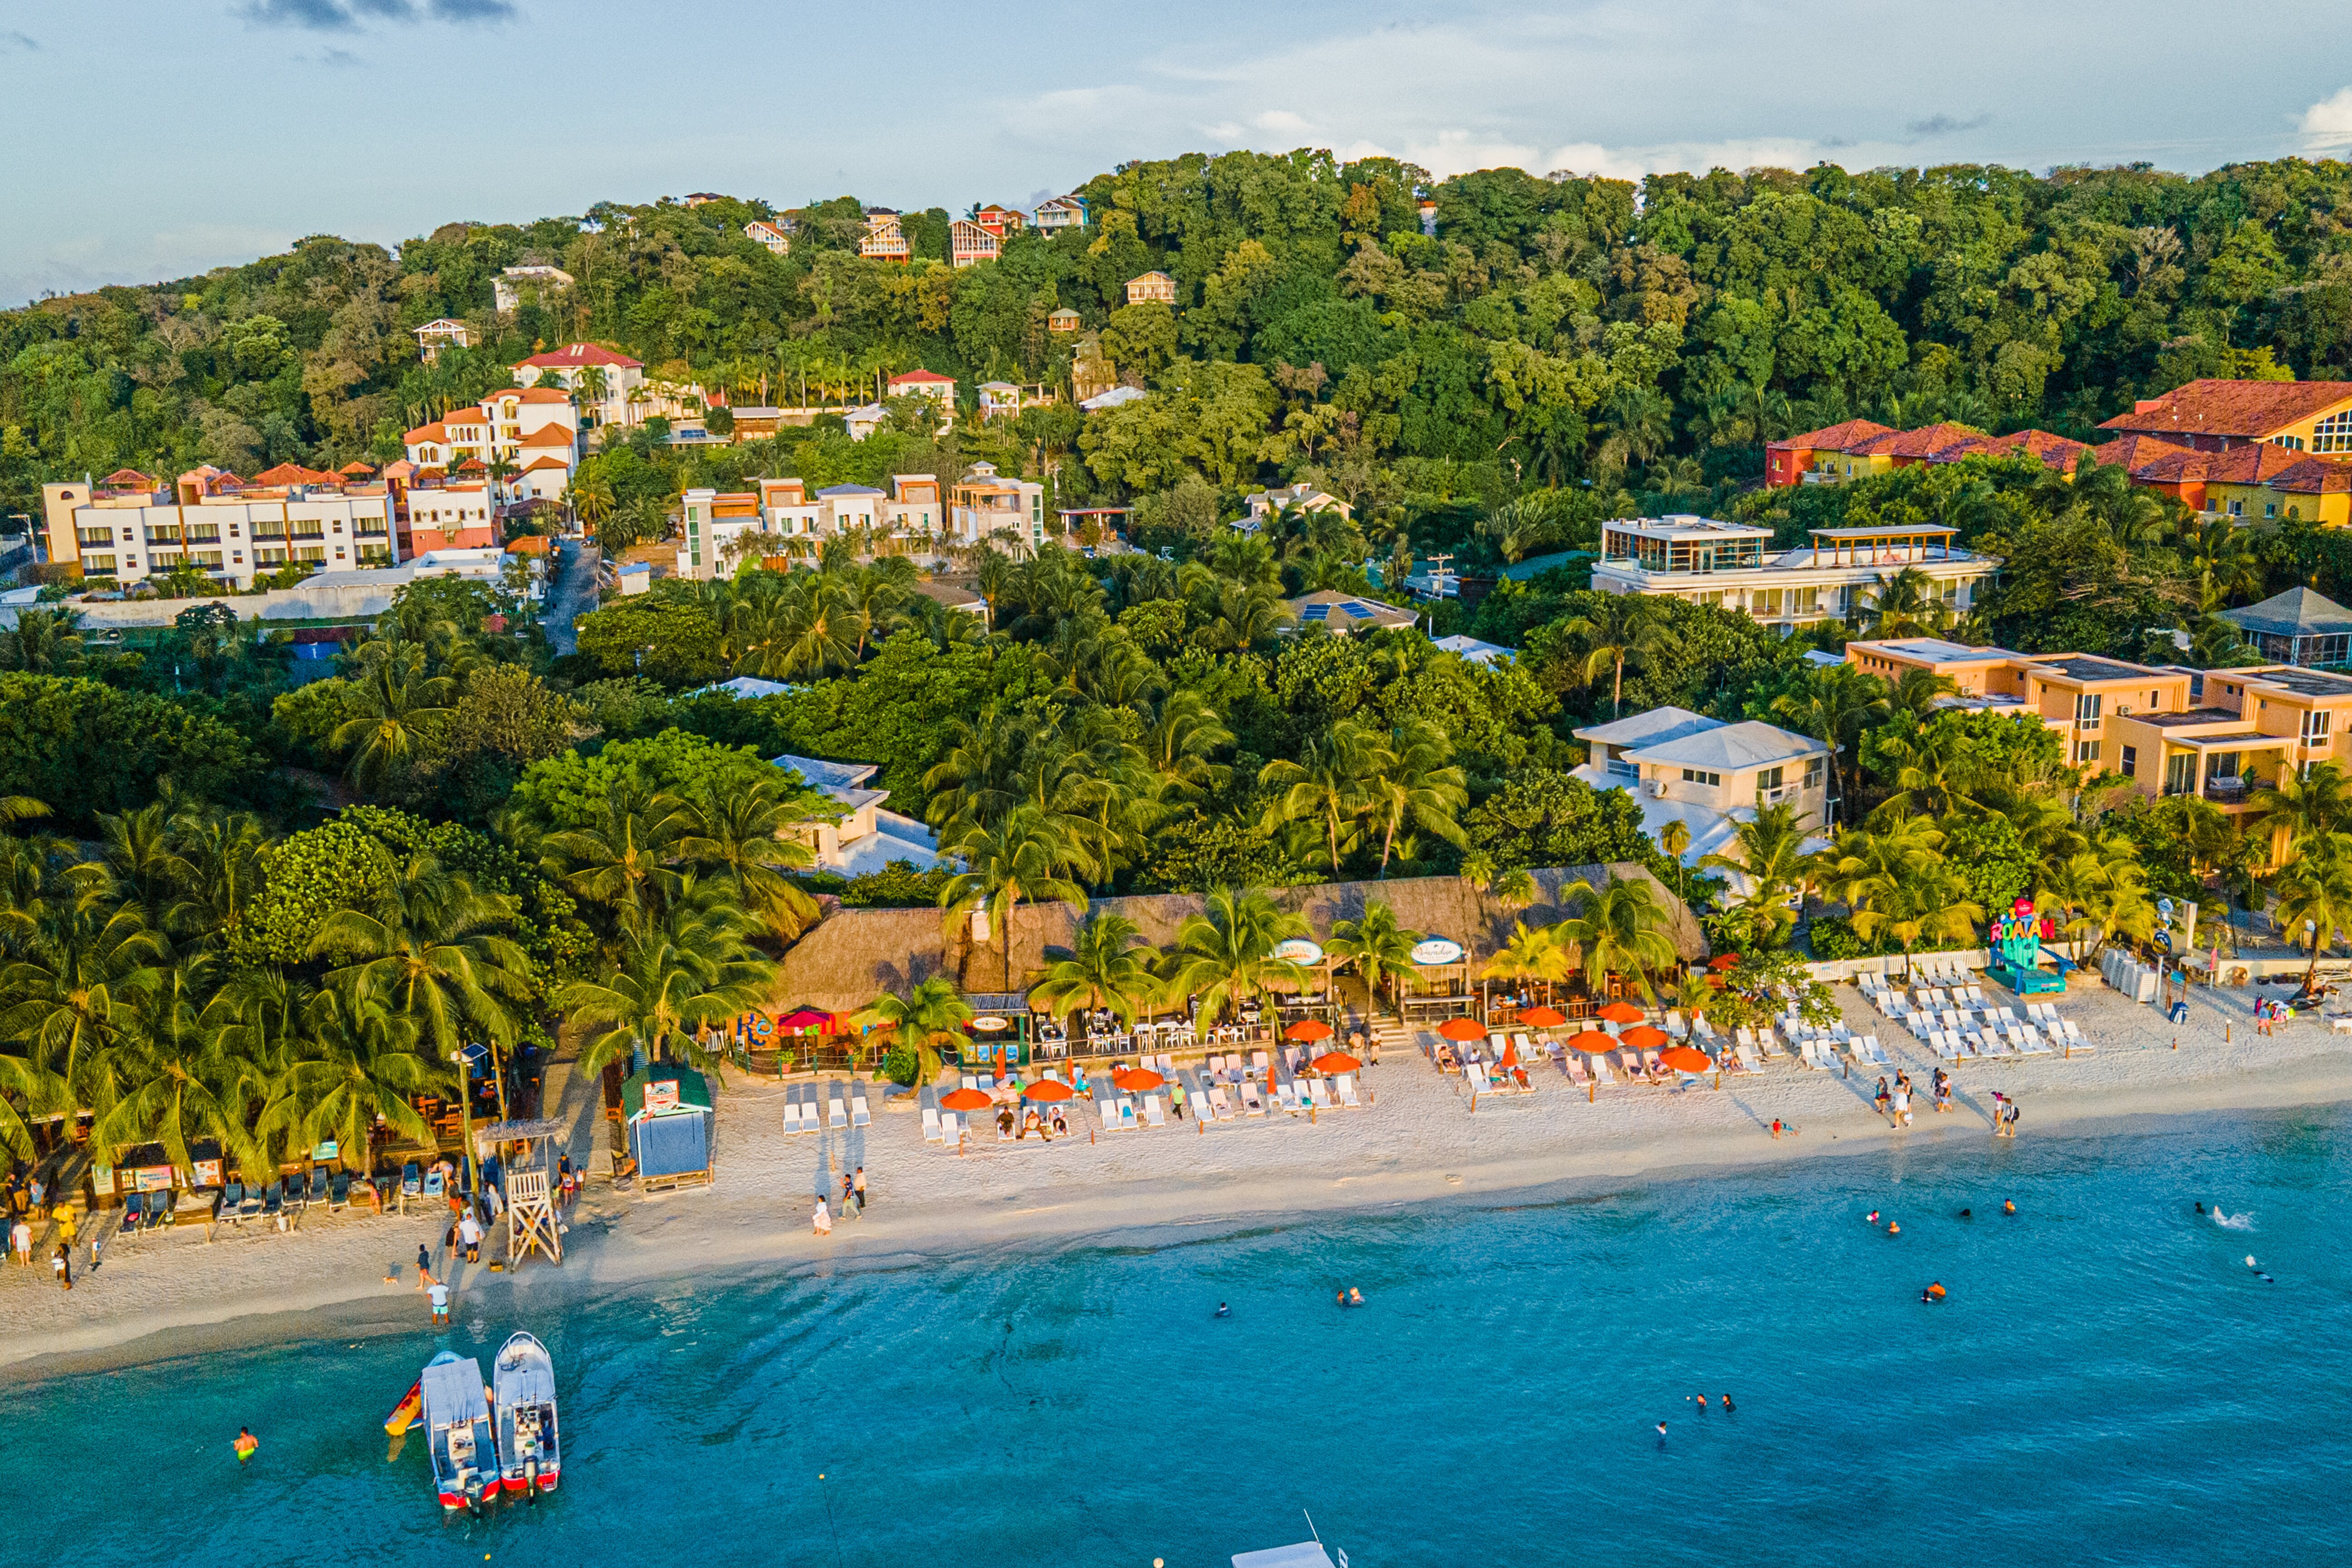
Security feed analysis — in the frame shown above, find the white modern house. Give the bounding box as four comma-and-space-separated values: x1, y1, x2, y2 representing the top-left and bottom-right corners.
774, 754, 944, 875
1571, 706, 1833, 874
494, 264, 574, 314
1589, 514, 1997, 633
511, 343, 646, 431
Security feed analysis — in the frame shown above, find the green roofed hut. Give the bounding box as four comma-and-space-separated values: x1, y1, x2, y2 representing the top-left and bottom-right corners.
2219, 587, 2352, 669
621, 1066, 715, 1192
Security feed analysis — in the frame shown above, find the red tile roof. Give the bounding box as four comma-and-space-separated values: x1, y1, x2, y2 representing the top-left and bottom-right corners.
2200, 443, 2313, 485
517, 343, 644, 371
2098, 379, 2352, 440
404, 421, 450, 445
2271, 457, 2352, 495
1977, 428, 2092, 470
890, 369, 956, 386
99, 467, 155, 488
2127, 446, 2219, 484
1766, 418, 1895, 453
250, 461, 335, 486
2090, 434, 2196, 474
1847, 421, 1986, 459
338, 461, 376, 475
518, 426, 576, 447
488, 386, 574, 405
519, 456, 572, 472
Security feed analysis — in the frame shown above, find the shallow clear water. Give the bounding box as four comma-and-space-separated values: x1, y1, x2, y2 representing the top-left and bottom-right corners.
10, 1107, 2350, 1568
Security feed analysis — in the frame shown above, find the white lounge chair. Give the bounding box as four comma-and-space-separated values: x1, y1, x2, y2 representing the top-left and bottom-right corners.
1735, 1043, 1766, 1075
1566, 1055, 1592, 1088
1241, 1081, 1267, 1116
851, 1089, 871, 1128
920, 1103, 941, 1143
1208, 1083, 1234, 1120
1276, 1078, 1301, 1112
1338, 1073, 1361, 1107
1098, 1097, 1119, 1130
1591, 1056, 1616, 1086
1932, 1032, 1960, 1062
1118, 1098, 1139, 1129
828, 1086, 848, 1129
939, 1110, 960, 1143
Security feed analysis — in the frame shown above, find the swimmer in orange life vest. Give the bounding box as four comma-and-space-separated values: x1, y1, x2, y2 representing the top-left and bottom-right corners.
1348, 1287, 1364, 1307
1921, 1282, 1947, 1303
2004, 1200, 2017, 1215
1887, 1221, 1901, 1235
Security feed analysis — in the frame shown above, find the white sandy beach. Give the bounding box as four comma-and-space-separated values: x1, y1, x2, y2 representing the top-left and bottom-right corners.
6, 972, 2349, 1373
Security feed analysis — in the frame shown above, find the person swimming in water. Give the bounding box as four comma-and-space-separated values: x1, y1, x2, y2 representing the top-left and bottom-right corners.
1959, 1208, 1973, 1219
1721, 1394, 1735, 1412
1348, 1287, 1364, 1307
1867, 1210, 1880, 1225
1690, 1393, 1708, 1408
234, 1427, 258, 1464
2195, 1202, 2205, 1214
2003, 1200, 2018, 1215
1656, 1421, 1667, 1444
1887, 1221, 1901, 1235
1215, 1302, 1230, 1318
1921, 1281, 1947, 1303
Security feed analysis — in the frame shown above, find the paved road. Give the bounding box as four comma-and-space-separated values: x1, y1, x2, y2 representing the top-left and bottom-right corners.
542, 538, 600, 656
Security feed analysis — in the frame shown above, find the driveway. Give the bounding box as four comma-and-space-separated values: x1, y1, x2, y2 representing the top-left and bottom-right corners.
542, 538, 600, 656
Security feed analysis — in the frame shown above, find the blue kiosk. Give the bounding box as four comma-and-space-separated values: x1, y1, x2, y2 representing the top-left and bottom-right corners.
1987, 897, 2068, 995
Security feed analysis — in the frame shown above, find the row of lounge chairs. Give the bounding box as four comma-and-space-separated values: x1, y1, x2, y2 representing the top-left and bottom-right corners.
198, 1168, 367, 1229
782, 1079, 871, 1136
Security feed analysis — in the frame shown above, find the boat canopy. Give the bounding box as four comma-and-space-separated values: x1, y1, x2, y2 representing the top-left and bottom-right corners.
421, 1352, 488, 1423
1232, 1547, 1336, 1568
495, 1335, 555, 1405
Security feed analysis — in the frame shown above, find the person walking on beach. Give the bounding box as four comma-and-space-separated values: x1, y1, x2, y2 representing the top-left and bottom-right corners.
416, 1245, 435, 1291
1875, 1077, 1891, 1122
1171, 1080, 1186, 1120
427, 1279, 450, 1326
853, 1166, 867, 1210
812, 1197, 832, 1237
841, 1171, 858, 1216
53, 1242, 70, 1290
10, 1216, 28, 1266
458, 1210, 483, 1264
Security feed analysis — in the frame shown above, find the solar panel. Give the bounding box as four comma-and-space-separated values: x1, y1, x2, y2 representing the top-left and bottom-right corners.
1342, 601, 1373, 618
1301, 604, 1330, 620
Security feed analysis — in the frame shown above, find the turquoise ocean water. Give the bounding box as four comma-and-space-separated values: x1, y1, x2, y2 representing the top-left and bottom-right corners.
8, 1105, 2348, 1568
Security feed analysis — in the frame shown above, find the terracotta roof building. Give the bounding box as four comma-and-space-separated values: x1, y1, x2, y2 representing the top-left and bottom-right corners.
1763, 419, 1895, 487
2097, 378, 2352, 454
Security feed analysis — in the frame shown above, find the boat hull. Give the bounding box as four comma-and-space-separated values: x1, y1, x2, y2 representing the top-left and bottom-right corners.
502, 1470, 559, 1494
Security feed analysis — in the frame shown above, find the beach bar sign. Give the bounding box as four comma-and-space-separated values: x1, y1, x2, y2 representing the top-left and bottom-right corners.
1411, 937, 1465, 966
643, 1078, 682, 1114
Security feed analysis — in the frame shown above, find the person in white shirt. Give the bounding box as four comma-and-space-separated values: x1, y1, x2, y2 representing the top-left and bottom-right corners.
457, 1212, 483, 1264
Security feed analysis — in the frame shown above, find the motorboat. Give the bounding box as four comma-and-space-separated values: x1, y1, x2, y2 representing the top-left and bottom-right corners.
420, 1351, 497, 1512
492, 1332, 561, 1498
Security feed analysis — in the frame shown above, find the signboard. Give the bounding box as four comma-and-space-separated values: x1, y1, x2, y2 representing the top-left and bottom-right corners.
972, 1016, 1009, 1032
643, 1078, 681, 1114
311, 1141, 339, 1162
1273, 938, 1324, 965
132, 1165, 175, 1192
193, 1158, 223, 1188
1411, 938, 1465, 966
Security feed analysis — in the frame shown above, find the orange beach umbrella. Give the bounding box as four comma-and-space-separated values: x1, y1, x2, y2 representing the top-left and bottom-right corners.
939, 1088, 993, 1111
1597, 1001, 1645, 1024
1519, 1005, 1566, 1028
1708, 954, 1740, 971
1658, 1045, 1711, 1073
1621, 1024, 1669, 1049
1312, 1052, 1362, 1074
1437, 1017, 1486, 1042
1565, 1030, 1617, 1054
1285, 1019, 1334, 1042
1021, 1079, 1076, 1102
1110, 1068, 1163, 1092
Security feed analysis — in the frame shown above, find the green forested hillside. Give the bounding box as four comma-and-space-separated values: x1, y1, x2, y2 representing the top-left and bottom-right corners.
6, 152, 2351, 529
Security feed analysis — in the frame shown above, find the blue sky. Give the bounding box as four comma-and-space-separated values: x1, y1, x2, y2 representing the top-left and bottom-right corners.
5, 0, 2352, 306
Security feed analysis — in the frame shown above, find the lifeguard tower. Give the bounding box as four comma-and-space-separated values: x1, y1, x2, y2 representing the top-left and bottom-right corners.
475, 1118, 566, 1265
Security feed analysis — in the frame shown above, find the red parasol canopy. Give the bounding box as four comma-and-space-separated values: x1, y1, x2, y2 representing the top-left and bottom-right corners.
779, 1008, 834, 1030
1709, 954, 1740, 971
1659, 1045, 1711, 1073
1597, 1001, 1645, 1024
1566, 1029, 1617, 1054
1111, 1068, 1163, 1092
1622, 1024, 1669, 1049
1285, 1019, 1334, 1042
1437, 1017, 1487, 1042
1519, 1005, 1567, 1027
1312, 1052, 1362, 1073
1021, 1079, 1076, 1102
939, 1088, 993, 1111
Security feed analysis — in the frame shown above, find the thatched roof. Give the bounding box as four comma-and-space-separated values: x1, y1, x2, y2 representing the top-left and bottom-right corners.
769, 864, 1707, 1014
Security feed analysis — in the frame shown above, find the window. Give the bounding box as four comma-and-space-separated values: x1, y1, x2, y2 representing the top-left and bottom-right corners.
2265, 502, 2278, 519
2076, 739, 2102, 763
2210, 751, 2242, 782
2074, 693, 2102, 725
2121, 744, 2137, 778
2305, 710, 2333, 744
2164, 753, 2196, 795
1680, 768, 1721, 787
1757, 766, 1785, 792
1803, 758, 1825, 789
2314, 409, 2352, 455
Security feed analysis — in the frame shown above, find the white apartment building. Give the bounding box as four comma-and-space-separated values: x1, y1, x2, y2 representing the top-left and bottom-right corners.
1571, 706, 1833, 872
744, 220, 791, 255
1589, 515, 1999, 633
511, 343, 646, 431
43, 472, 399, 591
950, 462, 1045, 549
675, 489, 768, 580
883, 474, 942, 544
1031, 195, 1088, 234
403, 387, 578, 470
675, 475, 955, 580
413, 318, 471, 362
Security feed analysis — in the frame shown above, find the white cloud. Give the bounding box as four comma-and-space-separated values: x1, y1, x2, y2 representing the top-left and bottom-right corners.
2301, 85, 2352, 150
1253, 109, 1312, 134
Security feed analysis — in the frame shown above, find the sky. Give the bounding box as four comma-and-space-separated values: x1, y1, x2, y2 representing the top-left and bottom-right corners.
5, 0, 2352, 307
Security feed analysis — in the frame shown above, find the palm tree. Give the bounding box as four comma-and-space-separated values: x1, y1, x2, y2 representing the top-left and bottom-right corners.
1886, 667, 1960, 718
0, 884, 167, 1117
2246, 761, 2350, 865
1480, 920, 1572, 1004
1259, 718, 1380, 873
1657, 819, 1691, 901
556, 892, 777, 1083
1774, 662, 1891, 822
0, 607, 86, 674
2035, 839, 2156, 965
937, 805, 1096, 993
1817, 812, 1981, 971
1363, 720, 1469, 874
1563, 593, 1667, 719
852, 976, 974, 1085
1161, 887, 1311, 1037
331, 644, 455, 794
1554, 876, 1681, 1000
2271, 833, 2352, 994
91, 957, 271, 1182
1698, 800, 1810, 948
1326, 899, 1423, 1019
674, 776, 820, 940
1861, 567, 1950, 637
308, 860, 533, 1117
1029, 913, 1156, 1037
257, 985, 447, 1172
540, 784, 692, 933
